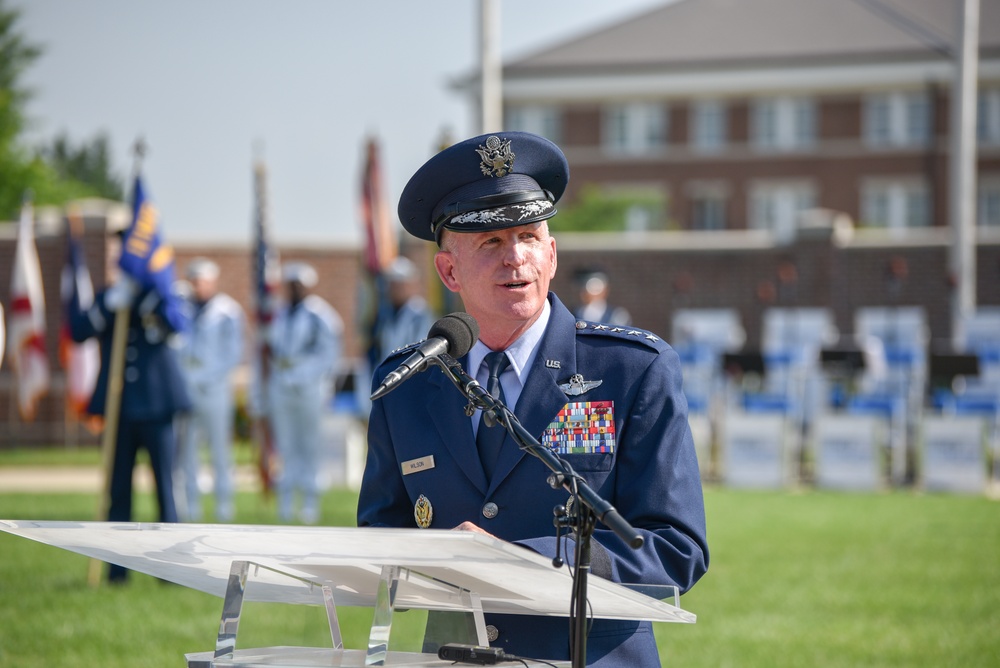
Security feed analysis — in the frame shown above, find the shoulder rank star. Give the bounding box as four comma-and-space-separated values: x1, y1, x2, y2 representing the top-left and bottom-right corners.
414, 494, 433, 529
559, 373, 603, 397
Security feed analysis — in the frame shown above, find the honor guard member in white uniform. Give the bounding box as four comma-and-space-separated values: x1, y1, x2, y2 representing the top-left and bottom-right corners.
176, 258, 245, 522
359, 132, 708, 666
267, 261, 342, 524
376, 256, 435, 363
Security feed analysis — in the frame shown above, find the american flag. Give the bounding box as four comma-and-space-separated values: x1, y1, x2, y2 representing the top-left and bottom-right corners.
58, 211, 100, 417
252, 160, 279, 495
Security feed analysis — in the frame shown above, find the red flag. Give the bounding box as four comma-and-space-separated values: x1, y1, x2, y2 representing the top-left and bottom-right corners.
360, 137, 398, 275
358, 137, 399, 368
59, 211, 100, 417
7, 200, 51, 421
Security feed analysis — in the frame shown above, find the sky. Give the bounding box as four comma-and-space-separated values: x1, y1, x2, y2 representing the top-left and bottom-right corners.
14, 0, 668, 247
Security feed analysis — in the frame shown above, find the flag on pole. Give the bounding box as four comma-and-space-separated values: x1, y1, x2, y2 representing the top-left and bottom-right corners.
358, 137, 398, 369
7, 199, 51, 421
361, 137, 398, 276
59, 211, 100, 417
252, 159, 279, 495
119, 175, 178, 298
253, 161, 280, 329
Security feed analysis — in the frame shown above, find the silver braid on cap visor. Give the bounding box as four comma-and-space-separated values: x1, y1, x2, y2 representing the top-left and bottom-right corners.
430, 189, 555, 238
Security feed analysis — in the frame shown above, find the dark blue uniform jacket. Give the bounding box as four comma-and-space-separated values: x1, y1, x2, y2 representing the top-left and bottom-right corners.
70, 286, 191, 420
359, 294, 708, 666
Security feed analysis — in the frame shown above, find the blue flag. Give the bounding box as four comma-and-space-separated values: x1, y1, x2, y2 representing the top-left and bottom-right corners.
119, 175, 177, 299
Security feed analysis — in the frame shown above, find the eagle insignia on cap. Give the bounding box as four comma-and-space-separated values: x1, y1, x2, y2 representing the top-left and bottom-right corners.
476, 135, 515, 177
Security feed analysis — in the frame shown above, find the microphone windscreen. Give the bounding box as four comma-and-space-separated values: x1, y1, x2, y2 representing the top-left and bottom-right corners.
427, 312, 479, 358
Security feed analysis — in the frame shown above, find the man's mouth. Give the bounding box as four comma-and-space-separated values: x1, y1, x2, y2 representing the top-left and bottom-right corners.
502, 281, 529, 289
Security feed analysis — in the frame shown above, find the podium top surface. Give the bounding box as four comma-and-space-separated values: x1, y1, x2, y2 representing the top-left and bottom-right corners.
0, 520, 694, 624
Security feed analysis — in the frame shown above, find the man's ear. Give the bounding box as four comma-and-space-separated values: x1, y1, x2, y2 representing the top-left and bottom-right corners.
434, 250, 461, 293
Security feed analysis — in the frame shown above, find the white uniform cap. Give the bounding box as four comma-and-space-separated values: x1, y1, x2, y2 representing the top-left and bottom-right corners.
282, 261, 318, 288
384, 256, 418, 283
186, 257, 220, 281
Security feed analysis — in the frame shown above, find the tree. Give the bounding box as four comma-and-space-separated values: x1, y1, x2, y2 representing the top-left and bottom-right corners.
0, 0, 123, 219
548, 184, 670, 233
0, 0, 44, 216
41, 132, 124, 201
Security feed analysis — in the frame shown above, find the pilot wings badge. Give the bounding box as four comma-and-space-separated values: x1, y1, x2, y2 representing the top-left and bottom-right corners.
476, 135, 515, 177
559, 374, 603, 397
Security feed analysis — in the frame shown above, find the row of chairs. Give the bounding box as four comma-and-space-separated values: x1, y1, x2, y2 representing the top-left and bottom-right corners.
673, 306, 1000, 494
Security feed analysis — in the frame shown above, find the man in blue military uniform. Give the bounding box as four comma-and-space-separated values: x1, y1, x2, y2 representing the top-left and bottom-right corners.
358, 132, 708, 665
70, 265, 191, 584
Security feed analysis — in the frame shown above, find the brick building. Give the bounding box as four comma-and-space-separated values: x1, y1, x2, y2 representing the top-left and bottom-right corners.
3, 200, 999, 445
493, 0, 1000, 237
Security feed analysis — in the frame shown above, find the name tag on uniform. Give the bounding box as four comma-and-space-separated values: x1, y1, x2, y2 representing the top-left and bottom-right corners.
401, 455, 435, 475
542, 401, 616, 455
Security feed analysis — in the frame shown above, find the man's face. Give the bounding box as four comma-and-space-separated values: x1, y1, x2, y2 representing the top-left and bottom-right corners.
191, 277, 217, 302
434, 222, 557, 339
285, 280, 306, 305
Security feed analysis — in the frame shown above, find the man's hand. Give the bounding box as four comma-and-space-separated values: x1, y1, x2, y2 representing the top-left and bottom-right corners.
452, 521, 497, 539
105, 276, 139, 311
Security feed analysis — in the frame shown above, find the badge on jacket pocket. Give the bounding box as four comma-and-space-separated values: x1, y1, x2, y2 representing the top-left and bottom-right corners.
542, 401, 615, 455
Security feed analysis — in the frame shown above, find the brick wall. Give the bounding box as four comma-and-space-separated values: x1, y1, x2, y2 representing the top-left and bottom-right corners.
2, 208, 999, 445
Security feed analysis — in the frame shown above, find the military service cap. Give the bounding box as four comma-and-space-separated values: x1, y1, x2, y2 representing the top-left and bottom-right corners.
398, 131, 569, 244
281, 261, 318, 288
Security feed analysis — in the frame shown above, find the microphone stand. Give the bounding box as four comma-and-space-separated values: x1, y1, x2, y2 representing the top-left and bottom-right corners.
425, 353, 644, 668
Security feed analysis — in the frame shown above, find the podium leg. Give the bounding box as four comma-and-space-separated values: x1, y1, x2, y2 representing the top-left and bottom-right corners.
323, 584, 344, 650
214, 560, 345, 661
366, 564, 401, 666
215, 561, 249, 659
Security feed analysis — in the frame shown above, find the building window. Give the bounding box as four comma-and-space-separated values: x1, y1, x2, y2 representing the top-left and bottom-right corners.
751, 96, 815, 151
979, 178, 1000, 227
748, 181, 816, 241
602, 102, 667, 156
978, 87, 1000, 145
506, 105, 562, 144
687, 181, 729, 230
860, 179, 930, 229
864, 91, 931, 147
691, 99, 727, 152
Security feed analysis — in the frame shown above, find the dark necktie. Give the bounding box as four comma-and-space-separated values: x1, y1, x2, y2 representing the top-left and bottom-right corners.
476, 351, 510, 480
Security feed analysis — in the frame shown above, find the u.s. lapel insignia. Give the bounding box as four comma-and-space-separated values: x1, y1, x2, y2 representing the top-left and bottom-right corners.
559, 373, 603, 396
414, 494, 433, 529
545, 359, 562, 369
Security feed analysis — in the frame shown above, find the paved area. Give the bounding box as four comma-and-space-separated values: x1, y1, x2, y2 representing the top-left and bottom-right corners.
0, 464, 265, 494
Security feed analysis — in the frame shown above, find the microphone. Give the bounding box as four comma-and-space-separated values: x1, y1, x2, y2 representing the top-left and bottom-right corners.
371, 312, 479, 400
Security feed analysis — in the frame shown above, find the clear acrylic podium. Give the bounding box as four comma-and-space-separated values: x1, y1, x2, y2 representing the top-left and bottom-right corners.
0, 521, 694, 666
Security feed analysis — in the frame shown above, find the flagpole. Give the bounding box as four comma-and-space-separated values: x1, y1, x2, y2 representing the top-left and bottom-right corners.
88, 138, 146, 587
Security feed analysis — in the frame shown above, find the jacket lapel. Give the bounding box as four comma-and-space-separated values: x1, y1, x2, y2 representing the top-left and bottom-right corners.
427, 355, 489, 494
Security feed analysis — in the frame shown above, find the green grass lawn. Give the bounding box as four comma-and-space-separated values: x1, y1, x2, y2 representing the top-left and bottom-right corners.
1, 471, 998, 666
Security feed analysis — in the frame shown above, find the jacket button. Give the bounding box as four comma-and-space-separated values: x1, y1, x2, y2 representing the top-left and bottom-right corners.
486, 625, 499, 642
482, 502, 498, 519
125, 367, 139, 383
126, 346, 138, 362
